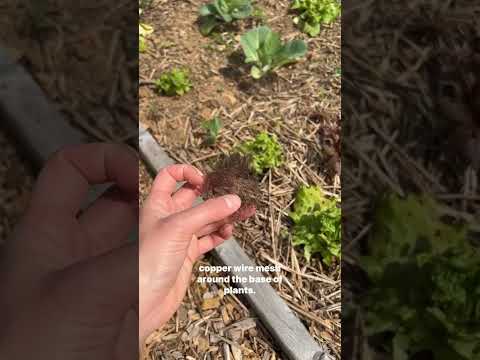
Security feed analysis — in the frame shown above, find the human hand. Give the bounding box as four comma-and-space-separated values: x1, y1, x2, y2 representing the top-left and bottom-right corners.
139, 164, 255, 344
0, 143, 138, 360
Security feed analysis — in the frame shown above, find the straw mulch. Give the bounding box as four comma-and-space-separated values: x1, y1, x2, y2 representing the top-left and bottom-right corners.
343, 0, 480, 356
0, 0, 138, 142
0, 0, 342, 357
140, 0, 341, 358
0, 0, 138, 237
0, 131, 33, 242
0, 0, 137, 237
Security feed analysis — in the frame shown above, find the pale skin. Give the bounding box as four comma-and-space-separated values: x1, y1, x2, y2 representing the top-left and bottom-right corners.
0, 143, 255, 358
139, 162, 255, 343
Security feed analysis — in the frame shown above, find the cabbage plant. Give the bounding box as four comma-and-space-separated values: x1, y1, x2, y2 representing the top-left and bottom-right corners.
199, 0, 253, 35
240, 26, 308, 79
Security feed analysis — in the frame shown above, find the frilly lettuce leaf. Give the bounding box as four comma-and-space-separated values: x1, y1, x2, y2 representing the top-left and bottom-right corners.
290, 186, 340, 264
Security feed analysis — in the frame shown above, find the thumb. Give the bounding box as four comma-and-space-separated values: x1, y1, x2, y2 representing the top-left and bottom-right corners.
169, 194, 241, 234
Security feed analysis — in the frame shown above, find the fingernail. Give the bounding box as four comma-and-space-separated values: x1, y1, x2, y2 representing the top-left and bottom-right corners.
224, 194, 241, 209
194, 167, 204, 176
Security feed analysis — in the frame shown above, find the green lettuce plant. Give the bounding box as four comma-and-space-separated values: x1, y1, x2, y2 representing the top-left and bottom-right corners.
240, 26, 308, 79
291, 0, 340, 37
155, 69, 192, 96
238, 132, 283, 174
360, 193, 479, 359
199, 0, 253, 36
290, 186, 341, 264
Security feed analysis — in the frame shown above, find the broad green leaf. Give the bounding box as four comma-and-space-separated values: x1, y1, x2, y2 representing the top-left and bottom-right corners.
199, 0, 252, 33
240, 26, 307, 78
262, 30, 282, 57
229, 0, 253, 19
231, 4, 253, 19
199, 15, 219, 35
228, 0, 250, 7
274, 40, 308, 68
215, 0, 229, 13
240, 27, 267, 63
199, 3, 216, 16
214, 0, 233, 22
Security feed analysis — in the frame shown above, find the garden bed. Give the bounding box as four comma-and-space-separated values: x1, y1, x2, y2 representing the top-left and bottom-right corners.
343, 0, 480, 358
0, 0, 136, 241
0, 0, 342, 357
140, 0, 341, 358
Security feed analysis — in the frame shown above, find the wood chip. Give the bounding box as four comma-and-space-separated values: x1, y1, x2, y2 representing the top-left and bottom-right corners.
201, 297, 221, 311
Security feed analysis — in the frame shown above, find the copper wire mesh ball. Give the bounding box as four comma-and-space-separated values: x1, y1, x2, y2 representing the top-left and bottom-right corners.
203, 154, 261, 220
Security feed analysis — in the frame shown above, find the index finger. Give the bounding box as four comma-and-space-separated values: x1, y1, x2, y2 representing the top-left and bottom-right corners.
141, 164, 204, 231
29, 143, 138, 217
148, 164, 204, 200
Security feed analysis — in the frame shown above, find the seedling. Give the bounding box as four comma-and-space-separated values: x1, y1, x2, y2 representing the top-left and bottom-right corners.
238, 131, 283, 174
290, 186, 340, 264
139, 23, 154, 53
155, 69, 192, 96
199, 0, 253, 36
202, 117, 222, 145
291, 0, 341, 37
203, 154, 261, 220
240, 26, 308, 79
